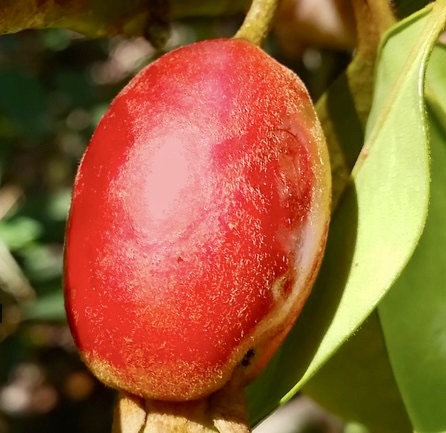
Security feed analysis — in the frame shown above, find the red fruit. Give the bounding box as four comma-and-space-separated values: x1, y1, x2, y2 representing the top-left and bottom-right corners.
64, 38, 331, 402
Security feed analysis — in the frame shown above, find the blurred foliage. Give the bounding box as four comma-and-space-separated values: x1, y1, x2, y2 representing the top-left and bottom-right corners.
0, 27, 123, 433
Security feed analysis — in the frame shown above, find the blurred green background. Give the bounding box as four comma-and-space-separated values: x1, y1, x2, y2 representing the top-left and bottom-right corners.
0, 27, 127, 433
0, 15, 351, 433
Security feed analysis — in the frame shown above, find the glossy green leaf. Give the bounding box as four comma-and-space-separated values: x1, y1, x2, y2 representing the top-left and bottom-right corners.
304, 312, 411, 433
248, 4, 441, 423
378, 43, 446, 433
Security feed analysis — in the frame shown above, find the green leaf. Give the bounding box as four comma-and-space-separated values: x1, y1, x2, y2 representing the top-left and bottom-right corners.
378, 43, 446, 433
248, 4, 440, 424
304, 312, 411, 433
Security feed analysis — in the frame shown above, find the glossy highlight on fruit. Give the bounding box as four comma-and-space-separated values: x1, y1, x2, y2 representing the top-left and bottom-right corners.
64, 38, 331, 402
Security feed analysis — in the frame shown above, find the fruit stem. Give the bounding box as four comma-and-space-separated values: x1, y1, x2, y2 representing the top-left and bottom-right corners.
112, 384, 251, 433
112, 393, 146, 433
316, 0, 397, 210
144, 399, 215, 432
234, 0, 281, 46
210, 379, 251, 433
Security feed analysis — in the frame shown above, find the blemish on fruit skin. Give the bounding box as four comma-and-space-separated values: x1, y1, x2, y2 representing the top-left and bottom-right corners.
241, 349, 255, 367
360, 147, 370, 159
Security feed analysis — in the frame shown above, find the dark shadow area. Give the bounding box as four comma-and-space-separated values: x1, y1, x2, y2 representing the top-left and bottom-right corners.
325, 72, 367, 169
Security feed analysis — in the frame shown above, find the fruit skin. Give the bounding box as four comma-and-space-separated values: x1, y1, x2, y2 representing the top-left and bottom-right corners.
64, 38, 331, 401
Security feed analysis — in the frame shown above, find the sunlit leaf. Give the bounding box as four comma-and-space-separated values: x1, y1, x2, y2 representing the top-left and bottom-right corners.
378, 43, 446, 433
248, 4, 442, 423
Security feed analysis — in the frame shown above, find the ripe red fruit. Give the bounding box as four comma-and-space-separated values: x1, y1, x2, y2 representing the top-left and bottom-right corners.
64, 38, 331, 402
